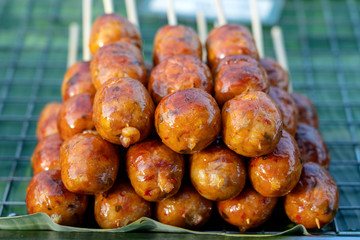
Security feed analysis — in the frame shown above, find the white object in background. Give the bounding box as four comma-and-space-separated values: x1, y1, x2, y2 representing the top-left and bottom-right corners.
249, 0, 264, 58
126, 0, 139, 26
146, 0, 284, 25
82, 0, 92, 61
103, 0, 114, 14
271, 26, 292, 93
167, 0, 177, 25
67, 23, 79, 68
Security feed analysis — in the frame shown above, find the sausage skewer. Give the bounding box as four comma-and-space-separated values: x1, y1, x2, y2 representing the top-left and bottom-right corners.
249, 0, 264, 58
271, 26, 292, 93
67, 23, 79, 67
82, 0, 92, 61
125, 0, 139, 27
196, 10, 207, 62
102, 0, 114, 14
167, 0, 177, 26
214, 0, 226, 26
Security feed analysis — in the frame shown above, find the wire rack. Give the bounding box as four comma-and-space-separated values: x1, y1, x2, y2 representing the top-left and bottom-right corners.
0, 0, 360, 237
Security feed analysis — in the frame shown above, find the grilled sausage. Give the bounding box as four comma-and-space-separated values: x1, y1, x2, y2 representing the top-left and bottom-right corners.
93, 77, 154, 147
269, 86, 298, 136
148, 55, 213, 105
36, 102, 61, 141
284, 162, 339, 229
222, 91, 283, 157
153, 25, 202, 66
291, 92, 319, 128
295, 123, 330, 169
90, 42, 147, 89
217, 185, 278, 232
89, 13, 142, 55
260, 58, 289, 91
57, 93, 94, 141
60, 131, 119, 194
189, 140, 247, 201
155, 88, 221, 154
206, 24, 259, 71
61, 61, 96, 101
248, 130, 302, 197
214, 55, 269, 106
126, 139, 184, 201
155, 185, 213, 229
26, 169, 88, 226
94, 182, 151, 229
31, 134, 62, 175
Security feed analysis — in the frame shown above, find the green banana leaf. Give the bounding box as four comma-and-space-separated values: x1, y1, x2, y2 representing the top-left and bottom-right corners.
0, 213, 310, 237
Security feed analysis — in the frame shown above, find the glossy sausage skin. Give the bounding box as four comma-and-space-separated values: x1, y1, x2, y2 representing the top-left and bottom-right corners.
94, 182, 152, 229
61, 61, 96, 101
206, 24, 259, 71
214, 55, 269, 106
155, 88, 221, 154
26, 169, 88, 226
284, 162, 339, 229
60, 132, 120, 194
222, 91, 283, 157
260, 58, 289, 91
153, 25, 202, 66
126, 139, 184, 202
217, 185, 278, 232
190, 141, 247, 201
148, 55, 213, 105
36, 102, 61, 141
57, 93, 94, 141
93, 77, 154, 147
295, 123, 330, 169
248, 130, 302, 197
90, 42, 147, 89
291, 93, 319, 128
31, 134, 62, 175
89, 13, 142, 55
269, 86, 298, 136
155, 185, 213, 229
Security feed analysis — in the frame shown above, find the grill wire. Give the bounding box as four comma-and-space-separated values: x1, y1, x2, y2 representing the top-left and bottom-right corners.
0, 0, 360, 236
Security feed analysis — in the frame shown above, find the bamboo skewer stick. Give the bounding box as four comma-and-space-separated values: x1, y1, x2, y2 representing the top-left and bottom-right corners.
249, 0, 264, 58
271, 26, 293, 93
82, 0, 92, 61
214, 0, 226, 26
125, 0, 139, 27
196, 10, 207, 62
167, 0, 177, 26
103, 0, 114, 14
67, 23, 79, 68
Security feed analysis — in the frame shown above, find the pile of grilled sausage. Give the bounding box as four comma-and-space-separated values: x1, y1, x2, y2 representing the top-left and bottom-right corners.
26, 13, 339, 232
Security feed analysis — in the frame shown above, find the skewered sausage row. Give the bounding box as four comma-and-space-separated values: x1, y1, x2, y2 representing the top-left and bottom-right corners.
28, 11, 338, 233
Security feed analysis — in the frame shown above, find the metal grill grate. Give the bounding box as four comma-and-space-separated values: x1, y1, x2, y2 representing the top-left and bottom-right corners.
0, 0, 360, 236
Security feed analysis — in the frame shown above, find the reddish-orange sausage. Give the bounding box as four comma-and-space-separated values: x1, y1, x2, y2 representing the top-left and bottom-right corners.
153, 25, 202, 66
284, 162, 339, 229
31, 134, 62, 175
148, 55, 213, 105
89, 13, 142, 55
155, 88, 221, 154
94, 182, 151, 229
26, 169, 88, 226
214, 55, 269, 106
61, 61, 95, 101
36, 102, 61, 141
126, 139, 184, 202
206, 24, 259, 71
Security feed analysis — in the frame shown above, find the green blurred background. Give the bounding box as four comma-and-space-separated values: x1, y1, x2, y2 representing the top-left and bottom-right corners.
1, 0, 360, 238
